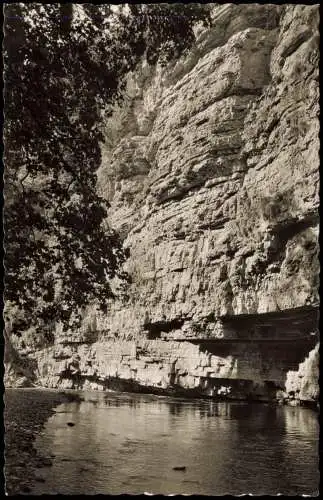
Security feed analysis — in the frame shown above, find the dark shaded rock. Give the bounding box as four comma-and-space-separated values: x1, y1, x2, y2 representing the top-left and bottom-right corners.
21, 485, 32, 493
41, 457, 53, 467
35, 476, 46, 483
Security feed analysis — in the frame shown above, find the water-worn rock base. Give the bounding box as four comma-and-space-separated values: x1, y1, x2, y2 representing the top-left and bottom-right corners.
30, 335, 318, 403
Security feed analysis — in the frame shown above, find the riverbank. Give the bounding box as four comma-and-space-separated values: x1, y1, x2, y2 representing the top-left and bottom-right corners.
4, 389, 83, 495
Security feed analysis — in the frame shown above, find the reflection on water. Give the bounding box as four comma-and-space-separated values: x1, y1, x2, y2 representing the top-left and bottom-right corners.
32, 391, 319, 496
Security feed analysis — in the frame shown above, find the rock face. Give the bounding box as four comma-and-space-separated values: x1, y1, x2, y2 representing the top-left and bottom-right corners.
285, 343, 319, 405
8, 5, 320, 402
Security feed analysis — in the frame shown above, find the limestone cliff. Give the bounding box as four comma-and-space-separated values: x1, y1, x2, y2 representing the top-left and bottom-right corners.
285, 343, 319, 405
8, 5, 320, 402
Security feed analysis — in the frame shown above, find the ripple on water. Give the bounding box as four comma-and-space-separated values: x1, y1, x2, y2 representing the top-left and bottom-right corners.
9, 390, 320, 496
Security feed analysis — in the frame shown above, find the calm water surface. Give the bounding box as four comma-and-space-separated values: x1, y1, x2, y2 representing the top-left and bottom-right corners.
30, 391, 319, 495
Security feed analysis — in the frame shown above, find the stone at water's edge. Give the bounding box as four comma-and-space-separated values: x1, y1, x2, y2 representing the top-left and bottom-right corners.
6, 5, 320, 402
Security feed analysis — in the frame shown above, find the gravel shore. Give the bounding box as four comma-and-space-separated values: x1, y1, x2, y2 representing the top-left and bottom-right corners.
4, 388, 83, 495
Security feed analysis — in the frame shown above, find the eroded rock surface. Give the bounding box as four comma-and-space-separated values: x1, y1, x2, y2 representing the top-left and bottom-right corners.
96, 4, 319, 338
7, 5, 320, 402
285, 343, 319, 405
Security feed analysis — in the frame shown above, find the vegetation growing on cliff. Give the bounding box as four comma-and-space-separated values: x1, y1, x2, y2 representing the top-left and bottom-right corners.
4, 3, 211, 341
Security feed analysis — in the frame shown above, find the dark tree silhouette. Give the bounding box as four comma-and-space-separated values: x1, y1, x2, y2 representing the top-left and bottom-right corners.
4, 3, 211, 344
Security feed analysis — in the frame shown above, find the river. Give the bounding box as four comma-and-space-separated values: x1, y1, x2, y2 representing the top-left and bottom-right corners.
5, 389, 319, 495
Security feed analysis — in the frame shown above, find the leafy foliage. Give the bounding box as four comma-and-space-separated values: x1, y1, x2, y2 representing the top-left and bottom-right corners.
4, 3, 211, 341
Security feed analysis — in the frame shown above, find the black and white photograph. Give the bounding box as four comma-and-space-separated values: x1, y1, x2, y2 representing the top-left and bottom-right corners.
2, 2, 320, 496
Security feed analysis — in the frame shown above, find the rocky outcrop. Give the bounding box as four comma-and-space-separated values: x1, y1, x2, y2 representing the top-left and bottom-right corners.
4, 331, 38, 388
284, 343, 319, 405
32, 330, 318, 402
96, 4, 319, 339
7, 5, 320, 402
